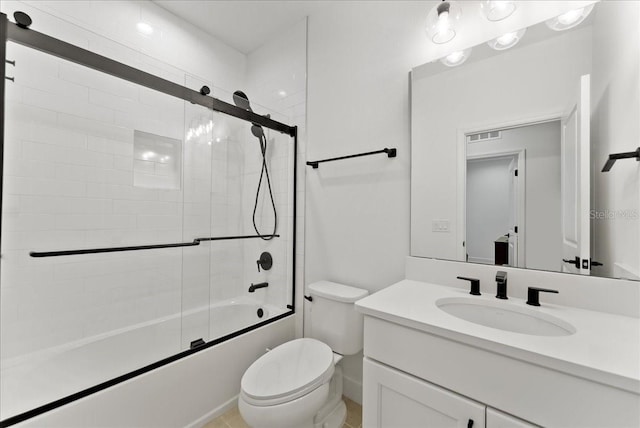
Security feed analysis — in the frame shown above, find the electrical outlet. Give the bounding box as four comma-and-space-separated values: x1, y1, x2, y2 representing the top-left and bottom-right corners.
432, 220, 450, 233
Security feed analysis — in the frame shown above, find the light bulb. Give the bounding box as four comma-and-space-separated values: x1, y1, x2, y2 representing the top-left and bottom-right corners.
446, 51, 463, 63
497, 32, 516, 45
482, 0, 516, 22
487, 28, 526, 51
546, 4, 594, 31
557, 9, 582, 26
440, 48, 472, 67
436, 11, 451, 35
426, 1, 461, 44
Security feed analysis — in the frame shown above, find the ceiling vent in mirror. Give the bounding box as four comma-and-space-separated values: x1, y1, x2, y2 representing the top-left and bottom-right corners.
467, 130, 501, 143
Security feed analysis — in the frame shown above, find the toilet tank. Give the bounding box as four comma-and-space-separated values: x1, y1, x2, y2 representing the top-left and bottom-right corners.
308, 281, 369, 355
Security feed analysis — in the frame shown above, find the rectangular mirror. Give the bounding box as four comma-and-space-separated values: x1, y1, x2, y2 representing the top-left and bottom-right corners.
411, 1, 639, 280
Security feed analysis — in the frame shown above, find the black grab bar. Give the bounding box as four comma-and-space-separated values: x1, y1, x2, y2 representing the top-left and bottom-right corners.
29, 234, 280, 257
306, 147, 397, 169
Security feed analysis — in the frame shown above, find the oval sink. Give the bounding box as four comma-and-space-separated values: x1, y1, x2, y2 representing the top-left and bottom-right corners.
436, 297, 576, 336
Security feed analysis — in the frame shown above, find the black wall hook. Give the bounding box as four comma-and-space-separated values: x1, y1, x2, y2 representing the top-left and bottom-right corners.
601, 147, 640, 172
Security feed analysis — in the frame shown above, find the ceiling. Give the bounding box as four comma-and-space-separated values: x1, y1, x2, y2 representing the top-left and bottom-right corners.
153, 0, 329, 54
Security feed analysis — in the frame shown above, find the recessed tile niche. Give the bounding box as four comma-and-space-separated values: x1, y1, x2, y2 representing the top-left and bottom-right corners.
133, 130, 182, 190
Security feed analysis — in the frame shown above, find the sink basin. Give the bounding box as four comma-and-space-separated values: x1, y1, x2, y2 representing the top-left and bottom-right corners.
436, 297, 576, 336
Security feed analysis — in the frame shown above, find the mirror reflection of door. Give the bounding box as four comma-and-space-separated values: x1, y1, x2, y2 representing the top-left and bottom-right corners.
465, 121, 561, 271
561, 74, 591, 275
466, 153, 523, 267
507, 156, 519, 266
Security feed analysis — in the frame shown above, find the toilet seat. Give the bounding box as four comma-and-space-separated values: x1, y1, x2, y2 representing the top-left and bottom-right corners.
241, 338, 335, 407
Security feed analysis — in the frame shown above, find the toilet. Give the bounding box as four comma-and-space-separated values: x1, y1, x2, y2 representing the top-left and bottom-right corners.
238, 281, 369, 428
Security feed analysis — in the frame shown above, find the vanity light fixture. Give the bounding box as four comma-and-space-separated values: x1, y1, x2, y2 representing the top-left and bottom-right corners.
426, 0, 462, 44
487, 28, 526, 51
546, 4, 595, 31
440, 48, 472, 67
481, 0, 517, 22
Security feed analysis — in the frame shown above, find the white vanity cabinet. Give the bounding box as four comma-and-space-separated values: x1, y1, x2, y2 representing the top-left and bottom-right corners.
363, 358, 486, 428
357, 280, 640, 428
486, 408, 538, 428
363, 358, 538, 428
360, 315, 639, 427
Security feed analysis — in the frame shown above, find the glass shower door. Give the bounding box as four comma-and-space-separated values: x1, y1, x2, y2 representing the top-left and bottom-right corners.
0, 40, 198, 420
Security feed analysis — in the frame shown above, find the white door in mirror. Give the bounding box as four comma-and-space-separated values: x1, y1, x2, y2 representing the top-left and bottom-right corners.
561, 74, 591, 275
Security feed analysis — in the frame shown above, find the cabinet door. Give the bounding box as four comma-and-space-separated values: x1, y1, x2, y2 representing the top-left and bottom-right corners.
363, 358, 485, 428
487, 408, 539, 428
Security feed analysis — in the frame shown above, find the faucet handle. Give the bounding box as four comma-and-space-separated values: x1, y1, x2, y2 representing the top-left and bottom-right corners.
526, 287, 559, 306
457, 276, 481, 296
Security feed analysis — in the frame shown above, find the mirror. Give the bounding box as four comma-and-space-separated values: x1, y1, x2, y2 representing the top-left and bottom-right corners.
411, 1, 639, 280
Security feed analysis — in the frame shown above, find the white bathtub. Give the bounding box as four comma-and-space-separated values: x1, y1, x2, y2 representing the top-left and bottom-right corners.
209, 297, 276, 339
1, 296, 287, 421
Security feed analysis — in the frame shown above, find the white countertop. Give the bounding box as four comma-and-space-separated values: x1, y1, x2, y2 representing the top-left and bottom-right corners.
355, 280, 640, 394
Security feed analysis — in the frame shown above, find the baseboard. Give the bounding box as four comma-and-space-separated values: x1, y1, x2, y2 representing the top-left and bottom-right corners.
186, 394, 238, 428
342, 374, 362, 405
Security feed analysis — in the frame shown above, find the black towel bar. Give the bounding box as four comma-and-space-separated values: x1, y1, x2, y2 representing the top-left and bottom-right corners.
307, 147, 396, 169
601, 147, 640, 172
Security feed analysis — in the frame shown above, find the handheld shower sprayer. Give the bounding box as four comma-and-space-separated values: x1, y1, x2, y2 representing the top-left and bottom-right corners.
232, 91, 277, 240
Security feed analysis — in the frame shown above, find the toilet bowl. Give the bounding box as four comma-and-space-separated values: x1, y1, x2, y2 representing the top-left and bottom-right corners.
238, 281, 369, 428
239, 338, 336, 428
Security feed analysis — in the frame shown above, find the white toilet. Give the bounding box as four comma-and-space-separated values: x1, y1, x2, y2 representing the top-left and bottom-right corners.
238, 281, 369, 428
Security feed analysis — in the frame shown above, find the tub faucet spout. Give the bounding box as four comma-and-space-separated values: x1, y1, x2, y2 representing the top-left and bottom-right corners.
249, 282, 269, 293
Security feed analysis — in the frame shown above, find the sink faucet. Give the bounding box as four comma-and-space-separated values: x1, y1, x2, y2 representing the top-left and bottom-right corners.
495, 271, 508, 299
249, 282, 269, 293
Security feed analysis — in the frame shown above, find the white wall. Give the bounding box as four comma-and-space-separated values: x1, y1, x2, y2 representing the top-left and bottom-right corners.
411, 26, 592, 261
591, 1, 640, 279
466, 157, 512, 264
245, 18, 308, 337
467, 122, 562, 271
304, 1, 435, 403
303, 1, 599, 403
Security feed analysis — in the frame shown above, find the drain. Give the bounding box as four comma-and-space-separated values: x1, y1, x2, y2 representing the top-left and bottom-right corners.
257, 308, 264, 318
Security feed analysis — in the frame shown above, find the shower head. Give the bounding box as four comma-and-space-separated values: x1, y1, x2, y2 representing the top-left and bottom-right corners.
232, 90, 253, 112
233, 90, 265, 139
251, 124, 264, 138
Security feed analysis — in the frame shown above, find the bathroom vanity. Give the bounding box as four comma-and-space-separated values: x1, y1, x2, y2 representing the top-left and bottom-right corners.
356, 280, 640, 427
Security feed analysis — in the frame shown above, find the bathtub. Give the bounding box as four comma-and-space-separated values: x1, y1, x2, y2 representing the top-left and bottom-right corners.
209, 297, 277, 339
1, 296, 287, 422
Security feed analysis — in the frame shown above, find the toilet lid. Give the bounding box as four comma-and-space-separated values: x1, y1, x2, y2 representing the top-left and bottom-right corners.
241, 338, 334, 405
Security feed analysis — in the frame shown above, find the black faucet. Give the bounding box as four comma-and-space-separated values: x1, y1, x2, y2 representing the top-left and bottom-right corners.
526, 287, 559, 306
495, 271, 508, 299
249, 282, 269, 293
457, 276, 481, 295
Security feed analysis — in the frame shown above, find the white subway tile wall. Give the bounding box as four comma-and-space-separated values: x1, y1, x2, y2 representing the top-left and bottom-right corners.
2, 43, 188, 362
0, 0, 305, 420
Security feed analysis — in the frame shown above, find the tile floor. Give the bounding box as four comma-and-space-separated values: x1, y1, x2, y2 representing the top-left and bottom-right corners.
204, 396, 362, 428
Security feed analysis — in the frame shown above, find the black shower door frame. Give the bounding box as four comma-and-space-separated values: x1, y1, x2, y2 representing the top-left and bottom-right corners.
0, 12, 297, 427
